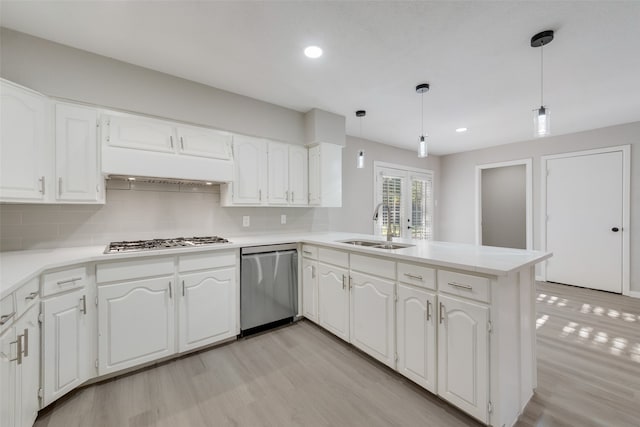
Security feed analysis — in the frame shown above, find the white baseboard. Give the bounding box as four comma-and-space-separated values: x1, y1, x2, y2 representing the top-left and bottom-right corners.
624, 290, 640, 299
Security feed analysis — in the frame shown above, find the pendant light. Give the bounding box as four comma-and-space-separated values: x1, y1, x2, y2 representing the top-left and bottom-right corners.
531, 30, 554, 137
416, 83, 429, 158
356, 110, 366, 169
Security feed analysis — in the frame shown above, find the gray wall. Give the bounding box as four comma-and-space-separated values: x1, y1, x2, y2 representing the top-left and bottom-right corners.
439, 121, 640, 292
327, 136, 441, 237
481, 165, 526, 249
0, 28, 304, 144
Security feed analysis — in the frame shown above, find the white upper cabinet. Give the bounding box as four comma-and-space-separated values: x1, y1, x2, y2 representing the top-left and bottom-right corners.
103, 114, 175, 153
55, 103, 100, 202
176, 125, 232, 160
437, 294, 489, 423
231, 134, 267, 204
308, 143, 342, 207
267, 141, 289, 205
289, 145, 308, 206
0, 80, 49, 201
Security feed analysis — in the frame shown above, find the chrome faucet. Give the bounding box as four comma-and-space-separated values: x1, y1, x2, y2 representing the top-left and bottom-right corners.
372, 202, 394, 242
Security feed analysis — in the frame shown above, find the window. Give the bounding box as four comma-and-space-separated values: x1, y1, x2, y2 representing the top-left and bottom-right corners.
374, 162, 434, 240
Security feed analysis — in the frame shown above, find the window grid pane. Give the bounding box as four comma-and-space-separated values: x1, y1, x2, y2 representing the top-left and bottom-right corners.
411, 177, 433, 240
381, 176, 402, 237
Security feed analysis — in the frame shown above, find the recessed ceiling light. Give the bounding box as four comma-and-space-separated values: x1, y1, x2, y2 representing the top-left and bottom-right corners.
127, 177, 136, 181
455, 127, 468, 133
205, 182, 213, 186
304, 46, 323, 59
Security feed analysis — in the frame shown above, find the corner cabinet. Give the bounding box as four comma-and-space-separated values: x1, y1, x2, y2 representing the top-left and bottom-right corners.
0, 80, 49, 202
308, 143, 342, 207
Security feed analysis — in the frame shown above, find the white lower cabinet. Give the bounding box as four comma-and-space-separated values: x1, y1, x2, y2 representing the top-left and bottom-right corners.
98, 276, 175, 375
437, 294, 489, 423
349, 271, 395, 368
178, 267, 236, 353
396, 283, 436, 393
0, 305, 40, 427
42, 288, 91, 406
301, 257, 318, 323
318, 262, 349, 341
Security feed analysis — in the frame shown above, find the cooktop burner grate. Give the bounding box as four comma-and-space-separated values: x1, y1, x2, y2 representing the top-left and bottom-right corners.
104, 236, 230, 253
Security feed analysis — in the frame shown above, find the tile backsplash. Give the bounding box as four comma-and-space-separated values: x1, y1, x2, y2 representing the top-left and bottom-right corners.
0, 183, 329, 251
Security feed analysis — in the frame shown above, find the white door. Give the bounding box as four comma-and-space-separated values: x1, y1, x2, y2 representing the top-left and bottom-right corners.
308, 146, 321, 205
350, 271, 395, 368
17, 305, 40, 427
232, 135, 266, 204
289, 145, 308, 206
98, 277, 175, 375
178, 268, 236, 353
267, 141, 289, 204
0, 81, 48, 201
0, 326, 17, 427
301, 258, 318, 323
318, 263, 349, 341
55, 103, 99, 202
176, 126, 232, 160
42, 288, 90, 406
396, 284, 436, 392
545, 150, 624, 292
437, 294, 489, 424
103, 114, 175, 153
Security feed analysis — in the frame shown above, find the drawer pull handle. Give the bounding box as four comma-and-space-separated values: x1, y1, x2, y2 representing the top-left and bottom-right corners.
56, 277, 82, 286
25, 292, 38, 301
404, 273, 423, 281
9, 333, 23, 364
448, 282, 473, 291
303, 250, 313, 256
0, 312, 16, 325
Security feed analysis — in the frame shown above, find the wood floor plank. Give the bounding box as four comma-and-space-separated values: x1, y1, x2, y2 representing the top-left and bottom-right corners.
35, 281, 640, 427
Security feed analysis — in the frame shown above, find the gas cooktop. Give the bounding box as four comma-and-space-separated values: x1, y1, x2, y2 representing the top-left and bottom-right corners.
104, 236, 231, 253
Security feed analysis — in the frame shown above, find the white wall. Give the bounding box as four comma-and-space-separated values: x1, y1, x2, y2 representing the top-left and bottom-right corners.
439, 121, 640, 292
0, 28, 304, 144
327, 136, 441, 237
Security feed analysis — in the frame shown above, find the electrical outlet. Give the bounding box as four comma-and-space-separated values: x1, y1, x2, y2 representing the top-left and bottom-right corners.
242, 216, 250, 227
281, 214, 287, 225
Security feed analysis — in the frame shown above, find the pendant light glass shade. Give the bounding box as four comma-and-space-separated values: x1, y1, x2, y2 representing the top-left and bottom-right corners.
534, 106, 550, 137
357, 150, 365, 168
418, 136, 428, 158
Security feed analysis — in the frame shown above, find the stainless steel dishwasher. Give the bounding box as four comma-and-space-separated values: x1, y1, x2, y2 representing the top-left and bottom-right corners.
240, 243, 298, 336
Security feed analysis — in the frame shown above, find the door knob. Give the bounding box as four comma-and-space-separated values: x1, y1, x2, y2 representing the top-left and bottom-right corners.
611, 227, 620, 232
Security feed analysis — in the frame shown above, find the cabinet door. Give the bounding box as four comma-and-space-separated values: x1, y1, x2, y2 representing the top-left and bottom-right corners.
232, 135, 266, 204
0, 326, 17, 427
178, 268, 236, 353
308, 145, 321, 205
98, 277, 175, 375
437, 294, 489, 423
42, 288, 90, 406
289, 145, 308, 206
103, 114, 175, 153
16, 305, 40, 427
397, 284, 436, 392
55, 103, 99, 201
176, 126, 232, 160
301, 258, 318, 323
267, 141, 289, 204
350, 271, 395, 368
0, 81, 48, 201
318, 263, 349, 341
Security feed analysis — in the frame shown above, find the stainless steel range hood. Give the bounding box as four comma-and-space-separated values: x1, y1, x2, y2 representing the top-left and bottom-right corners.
106, 175, 223, 186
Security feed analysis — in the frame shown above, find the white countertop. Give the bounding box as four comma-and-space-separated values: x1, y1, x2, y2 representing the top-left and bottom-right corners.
0, 232, 551, 297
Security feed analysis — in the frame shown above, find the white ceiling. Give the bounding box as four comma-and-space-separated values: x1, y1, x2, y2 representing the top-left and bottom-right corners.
2, 1, 640, 155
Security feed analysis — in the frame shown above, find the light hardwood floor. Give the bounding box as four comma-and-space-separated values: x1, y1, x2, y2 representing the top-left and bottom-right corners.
35, 282, 640, 427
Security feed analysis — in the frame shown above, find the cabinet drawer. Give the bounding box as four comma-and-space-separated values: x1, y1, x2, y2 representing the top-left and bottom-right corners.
42, 266, 87, 297
0, 293, 15, 331
350, 253, 395, 280
438, 270, 491, 303
397, 262, 436, 290
15, 277, 39, 316
97, 257, 174, 283
178, 250, 236, 272
301, 245, 318, 259
318, 247, 349, 268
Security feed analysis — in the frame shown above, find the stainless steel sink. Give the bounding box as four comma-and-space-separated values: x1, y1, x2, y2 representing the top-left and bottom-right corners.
338, 240, 414, 250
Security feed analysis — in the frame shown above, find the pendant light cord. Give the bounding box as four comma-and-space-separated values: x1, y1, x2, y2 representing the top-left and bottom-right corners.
421, 91, 424, 136
540, 44, 544, 106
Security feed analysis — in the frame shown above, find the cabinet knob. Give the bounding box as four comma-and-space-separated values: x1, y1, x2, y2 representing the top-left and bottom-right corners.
611, 227, 620, 232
